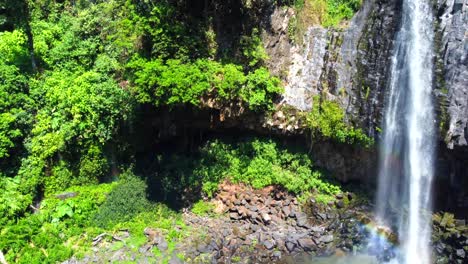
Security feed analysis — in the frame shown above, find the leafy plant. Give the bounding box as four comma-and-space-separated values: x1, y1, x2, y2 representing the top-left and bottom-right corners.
191, 200, 215, 216
128, 57, 282, 112
94, 173, 152, 228
154, 138, 342, 202
305, 96, 373, 146
0, 182, 115, 264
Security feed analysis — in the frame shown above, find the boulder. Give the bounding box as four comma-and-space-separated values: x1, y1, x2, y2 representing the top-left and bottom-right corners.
298, 238, 316, 251
319, 234, 334, 244
455, 248, 465, 259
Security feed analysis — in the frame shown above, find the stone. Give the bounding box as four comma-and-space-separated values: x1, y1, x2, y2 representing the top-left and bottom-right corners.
263, 240, 275, 250
270, 207, 278, 215
455, 249, 465, 259
238, 206, 249, 217
282, 206, 291, 217
250, 212, 260, 222
222, 229, 230, 237
336, 193, 344, 199
310, 226, 325, 234
285, 241, 296, 252
55, 192, 78, 200
262, 213, 271, 224
296, 213, 309, 228
157, 237, 169, 251
272, 232, 283, 242
197, 244, 210, 254
316, 212, 327, 220
435, 243, 446, 254
110, 249, 126, 262
340, 211, 353, 219
250, 205, 259, 212
276, 111, 285, 121
328, 220, 339, 230
335, 200, 345, 209
251, 224, 260, 232
455, 219, 466, 227
298, 238, 316, 251
319, 235, 334, 244
270, 215, 282, 224
169, 254, 184, 264
272, 250, 282, 258
229, 212, 241, 220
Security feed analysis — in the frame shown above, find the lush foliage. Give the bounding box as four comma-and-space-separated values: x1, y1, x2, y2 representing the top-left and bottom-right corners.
0, 183, 115, 263
322, 0, 361, 27
94, 173, 152, 228
286, 0, 362, 43
191, 200, 216, 216
0, 30, 31, 162
129, 57, 282, 111
0, 176, 187, 264
0, 0, 368, 262
305, 96, 373, 146
155, 138, 341, 202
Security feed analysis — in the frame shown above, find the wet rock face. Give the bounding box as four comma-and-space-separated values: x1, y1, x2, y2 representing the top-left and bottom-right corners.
264, 0, 400, 137
432, 212, 468, 263
437, 0, 468, 149
262, 0, 468, 214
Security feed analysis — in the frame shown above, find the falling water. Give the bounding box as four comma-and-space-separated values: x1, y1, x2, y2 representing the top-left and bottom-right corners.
373, 0, 435, 261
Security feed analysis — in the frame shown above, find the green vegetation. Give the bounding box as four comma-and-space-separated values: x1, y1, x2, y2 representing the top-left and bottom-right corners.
155, 138, 342, 201
0, 0, 370, 262
191, 200, 215, 216
129, 57, 282, 112
285, 0, 362, 42
322, 0, 361, 27
0, 183, 115, 263
0, 174, 187, 264
94, 173, 152, 228
305, 96, 373, 146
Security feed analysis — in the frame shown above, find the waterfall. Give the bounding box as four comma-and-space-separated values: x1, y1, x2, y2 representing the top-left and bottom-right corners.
373, 0, 435, 261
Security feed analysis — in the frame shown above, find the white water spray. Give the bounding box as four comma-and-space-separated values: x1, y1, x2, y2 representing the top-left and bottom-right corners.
373, 0, 435, 262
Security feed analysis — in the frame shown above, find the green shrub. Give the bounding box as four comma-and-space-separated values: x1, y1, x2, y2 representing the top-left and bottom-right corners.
77, 145, 109, 185
43, 160, 73, 196
156, 138, 341, 201
191, 200, 215, 216
285, 0, 361, 33
94, 173, 152, 228
197, 138, 341, 198
128, 57, 282, 112
322, 0, 361, 27
240, 28, 269, 68
0, 183, 115, 264
0, 176, 33, 225
305, 96, 373, 146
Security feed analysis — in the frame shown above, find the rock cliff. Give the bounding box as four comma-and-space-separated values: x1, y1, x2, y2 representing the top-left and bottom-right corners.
261, 0, 468, 215
437, 0, 468, 149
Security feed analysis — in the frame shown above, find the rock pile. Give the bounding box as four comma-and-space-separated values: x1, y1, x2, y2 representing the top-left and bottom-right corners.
181, 182, 369, 263
432, 212, 468, 264
61, 182, 468, 263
